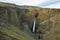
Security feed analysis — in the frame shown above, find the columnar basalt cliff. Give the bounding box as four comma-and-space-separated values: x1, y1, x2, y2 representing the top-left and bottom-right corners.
0, 2, 60, 40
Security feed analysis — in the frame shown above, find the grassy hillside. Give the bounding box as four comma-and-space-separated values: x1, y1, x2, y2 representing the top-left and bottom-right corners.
0, 22, 36, 40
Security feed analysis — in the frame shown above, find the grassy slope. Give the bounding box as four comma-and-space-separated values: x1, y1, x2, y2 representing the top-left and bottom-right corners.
0, 22, 36, 40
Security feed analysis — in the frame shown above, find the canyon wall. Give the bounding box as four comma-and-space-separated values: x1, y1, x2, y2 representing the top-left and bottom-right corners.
0, 2, 60, 40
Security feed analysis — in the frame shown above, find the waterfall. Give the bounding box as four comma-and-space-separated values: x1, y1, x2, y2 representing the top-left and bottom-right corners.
32, 17, 36, 33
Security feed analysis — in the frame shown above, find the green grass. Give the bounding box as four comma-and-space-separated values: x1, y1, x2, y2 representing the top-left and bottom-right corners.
0, 22, 36, 40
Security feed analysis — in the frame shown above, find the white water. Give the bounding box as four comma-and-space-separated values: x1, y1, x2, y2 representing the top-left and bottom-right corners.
32, 17, 36, 32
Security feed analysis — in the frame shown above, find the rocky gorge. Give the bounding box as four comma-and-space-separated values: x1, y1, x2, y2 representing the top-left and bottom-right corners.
0, 2, 60, 40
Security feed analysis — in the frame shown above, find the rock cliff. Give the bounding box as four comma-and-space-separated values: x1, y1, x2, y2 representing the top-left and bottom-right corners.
0, 2, 60, 40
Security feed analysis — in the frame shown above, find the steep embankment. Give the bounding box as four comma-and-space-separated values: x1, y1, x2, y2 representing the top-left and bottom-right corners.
0, 2, 36, 40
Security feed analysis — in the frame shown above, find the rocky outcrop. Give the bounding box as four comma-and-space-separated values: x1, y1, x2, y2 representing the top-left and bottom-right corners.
0, 2, 60, 40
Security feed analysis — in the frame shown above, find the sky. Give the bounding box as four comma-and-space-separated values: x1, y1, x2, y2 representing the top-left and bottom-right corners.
0, 0, 48, 6
39, 0, 60, 8
0, 0, 60, 8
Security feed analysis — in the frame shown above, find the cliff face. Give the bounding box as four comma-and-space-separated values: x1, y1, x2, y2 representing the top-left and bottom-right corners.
37, 9, 60, 40
0, 6, 36, 40
0, 2, 60, 40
